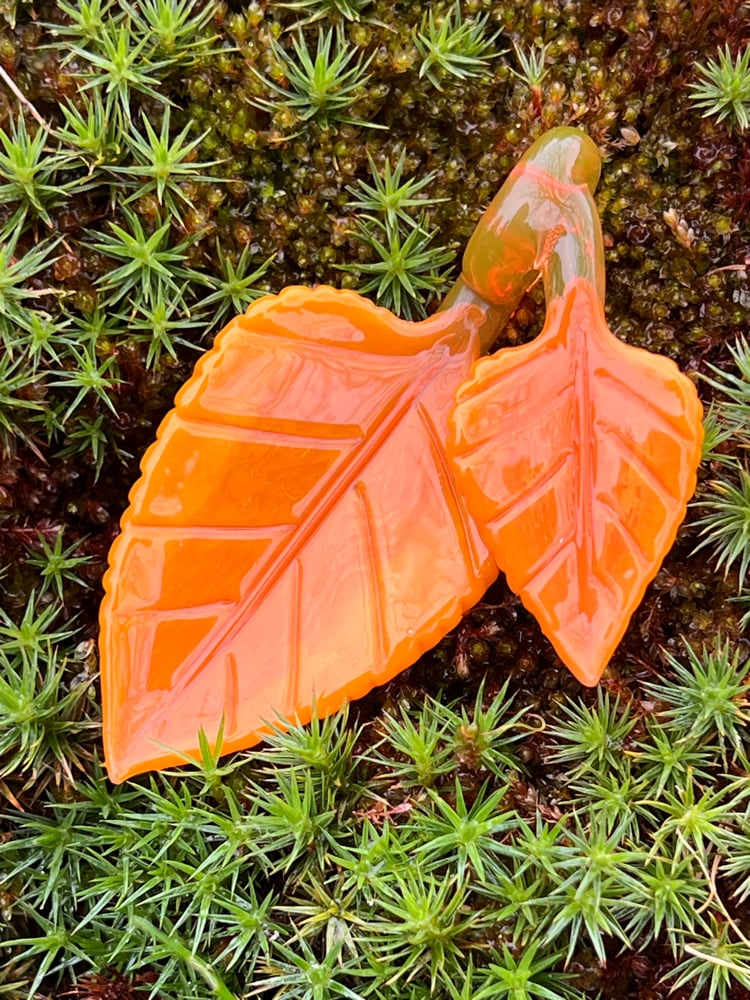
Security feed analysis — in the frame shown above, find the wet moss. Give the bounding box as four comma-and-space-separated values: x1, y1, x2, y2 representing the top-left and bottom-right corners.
1, 0, 750, 995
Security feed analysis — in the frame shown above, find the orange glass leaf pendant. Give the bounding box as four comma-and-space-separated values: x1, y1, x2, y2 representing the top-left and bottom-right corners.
100, 127, 704, 781
447, 130, 704, 686
449, 279, 702, 685
100, 287, 497, 782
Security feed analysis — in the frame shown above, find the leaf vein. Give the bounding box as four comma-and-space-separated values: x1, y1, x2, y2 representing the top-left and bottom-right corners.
355, 481, 388, 672
598, 371, 694, 442
417, 400, 482, 577
604, 425, 680, 506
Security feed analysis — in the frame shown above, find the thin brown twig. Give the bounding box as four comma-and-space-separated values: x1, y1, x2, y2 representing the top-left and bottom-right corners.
0, 64, 48, 128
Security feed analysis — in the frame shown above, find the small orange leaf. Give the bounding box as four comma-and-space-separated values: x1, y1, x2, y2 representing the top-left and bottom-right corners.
448, 277, 704, 686
100, 286, 496, 782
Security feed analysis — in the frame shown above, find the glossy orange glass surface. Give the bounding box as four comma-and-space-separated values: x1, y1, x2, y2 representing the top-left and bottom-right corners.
447, 128, 704, 685
100, 287, 497, 782
449, 278, 702, 684
101, 127, 704, 781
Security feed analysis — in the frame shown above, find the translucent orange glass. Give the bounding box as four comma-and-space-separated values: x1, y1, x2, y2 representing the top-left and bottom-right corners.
449, 277, 703, 685
446, 128, 703, 685
100, 128, 703, 782
100, 289, 499, 781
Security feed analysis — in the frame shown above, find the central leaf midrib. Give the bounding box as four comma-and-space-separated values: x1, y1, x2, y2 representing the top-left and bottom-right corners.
572, 299, 596, 596
176, 340, 463, 688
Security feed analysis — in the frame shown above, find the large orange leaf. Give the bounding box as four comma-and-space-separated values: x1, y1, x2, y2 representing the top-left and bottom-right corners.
448, 277, 703, 686
100, 286, 497, 782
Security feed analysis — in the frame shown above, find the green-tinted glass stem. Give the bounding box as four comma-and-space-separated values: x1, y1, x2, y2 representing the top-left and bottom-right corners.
440, 127, 604, 353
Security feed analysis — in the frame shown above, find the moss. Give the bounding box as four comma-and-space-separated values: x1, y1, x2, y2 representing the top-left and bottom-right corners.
1, 0, 750, 996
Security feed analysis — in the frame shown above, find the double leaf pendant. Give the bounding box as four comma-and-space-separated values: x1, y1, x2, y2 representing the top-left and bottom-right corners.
99, 128, 703, 783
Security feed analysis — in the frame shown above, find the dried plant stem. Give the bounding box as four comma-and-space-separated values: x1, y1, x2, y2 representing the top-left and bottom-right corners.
0, 65, 48, 128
